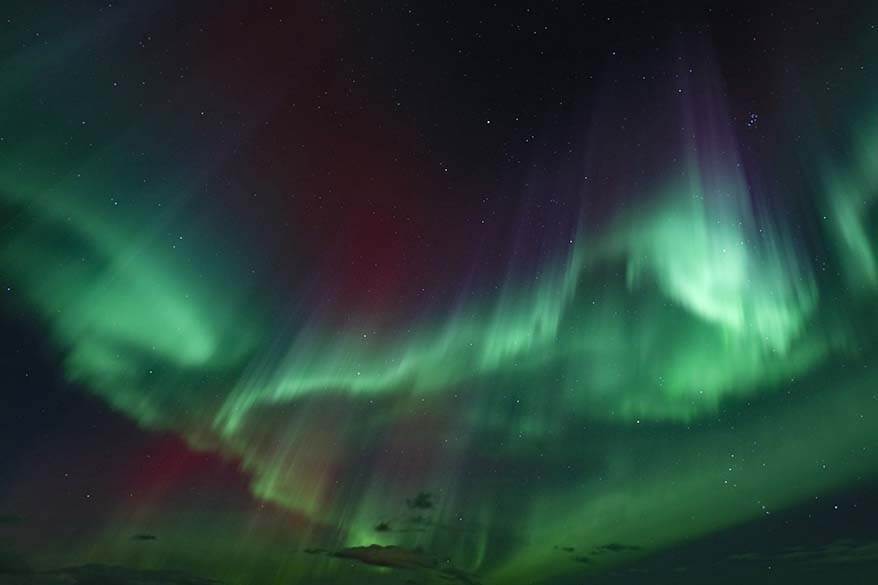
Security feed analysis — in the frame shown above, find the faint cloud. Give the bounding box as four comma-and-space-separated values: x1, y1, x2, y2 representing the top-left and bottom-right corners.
593, 543, 642, 554
729, 540, 878, 566
333, 544, 436, 570
406, 492, 435, 511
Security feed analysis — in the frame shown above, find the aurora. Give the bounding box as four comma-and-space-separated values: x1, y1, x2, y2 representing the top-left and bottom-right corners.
1, 2, 877, 585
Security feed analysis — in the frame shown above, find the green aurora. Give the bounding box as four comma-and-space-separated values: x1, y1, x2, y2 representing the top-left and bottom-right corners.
2, 4, 878, 585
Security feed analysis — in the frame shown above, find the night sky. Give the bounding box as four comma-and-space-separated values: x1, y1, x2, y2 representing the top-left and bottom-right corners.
2, 2, 878, 584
